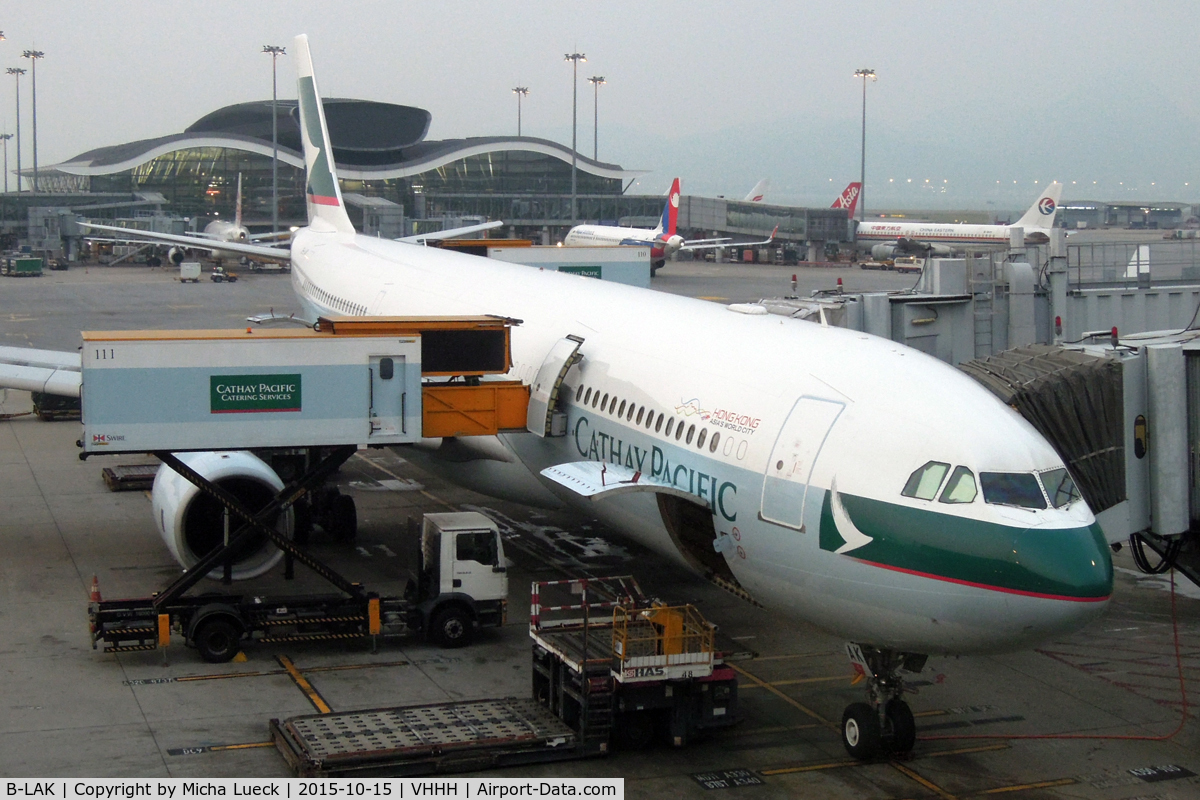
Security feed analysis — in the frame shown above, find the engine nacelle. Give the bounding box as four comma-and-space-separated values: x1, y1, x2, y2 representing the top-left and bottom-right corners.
871, 244, 899, 260
151, 451, 292, 580
168, 247, 185, 265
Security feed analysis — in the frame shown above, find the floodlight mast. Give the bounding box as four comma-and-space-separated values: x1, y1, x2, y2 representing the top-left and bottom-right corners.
263, 45, 287, 235
854, 68, 876, 222
512, 87, 529, 136
22, 50, 42, 193
588, 76, 605, 162
6, 67, 24, 192
565, 52, 586, 224
0, 133, 12, 194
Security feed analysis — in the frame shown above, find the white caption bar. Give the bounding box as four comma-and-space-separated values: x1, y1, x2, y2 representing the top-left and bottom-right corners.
4, 781, 624, 800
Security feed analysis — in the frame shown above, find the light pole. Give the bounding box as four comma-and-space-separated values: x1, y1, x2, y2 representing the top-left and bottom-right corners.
7, 67, 23, 192
564, 52, 585, 224
263, 45, 286, 235
587, 76, 605, 161
0, 133, 11, 193
512, 87, 528, 137
854, 68, 876, 222
22, 50, 43, 193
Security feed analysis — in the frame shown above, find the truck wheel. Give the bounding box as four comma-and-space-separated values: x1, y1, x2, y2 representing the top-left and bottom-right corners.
193, 617, 241, 663
431, 606, 474, 648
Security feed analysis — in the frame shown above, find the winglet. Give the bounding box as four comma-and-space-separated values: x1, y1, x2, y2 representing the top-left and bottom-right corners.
655, 177, 681, 237
294, 35, 355, 234
1014, 181, 1063, 231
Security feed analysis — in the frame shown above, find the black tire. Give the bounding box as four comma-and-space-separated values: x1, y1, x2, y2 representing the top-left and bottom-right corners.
193, 617, 242, 663
616, 710, 654, 750
325, 493, 357, 542
842, 702, 883, 760
885, 698, 916, 754
430, 605, 473, 648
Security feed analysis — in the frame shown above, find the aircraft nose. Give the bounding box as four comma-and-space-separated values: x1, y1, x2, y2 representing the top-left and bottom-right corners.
1012, 521, 1113, 602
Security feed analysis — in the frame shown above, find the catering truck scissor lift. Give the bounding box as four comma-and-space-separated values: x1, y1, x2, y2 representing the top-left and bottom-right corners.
81, 315, 556, 662
270, 576, 738, 777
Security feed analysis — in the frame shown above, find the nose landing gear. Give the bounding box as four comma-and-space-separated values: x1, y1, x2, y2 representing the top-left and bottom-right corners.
841, 643, 926, 759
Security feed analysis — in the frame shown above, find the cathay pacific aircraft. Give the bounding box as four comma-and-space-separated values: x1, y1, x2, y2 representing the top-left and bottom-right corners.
79, 35, 1111, 760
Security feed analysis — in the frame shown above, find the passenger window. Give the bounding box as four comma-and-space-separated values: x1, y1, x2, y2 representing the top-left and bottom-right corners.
654, 413, 663, 432
685, 424, 695, 444
980, 472, 1047, 510
584, 388, 592, 405
635, 406, 644, 424
455, 531, 498, 566
1040, 468, 1080, 509
676, 421, 685, 441
709, 431, 720, 453
627, 404, 635, 422
697, 429, 707, 449
576, 385, 584, 402
939, 466, 977, 504
902, 461, 950, 501
597, 392, 606, 409
664, 418, 674, 437
618, 400, 626, 417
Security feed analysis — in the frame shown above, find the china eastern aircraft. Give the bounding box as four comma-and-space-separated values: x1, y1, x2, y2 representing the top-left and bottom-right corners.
77, 36, 1111, 760
563, 177, 777, 272
856, 182, 1063, 260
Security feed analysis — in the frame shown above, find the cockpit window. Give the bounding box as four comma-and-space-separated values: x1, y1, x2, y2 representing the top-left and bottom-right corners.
980, 472, 1047, 510
1040, 468, 1080, 509
939, 466, 977, 504
902, 461, 950, 501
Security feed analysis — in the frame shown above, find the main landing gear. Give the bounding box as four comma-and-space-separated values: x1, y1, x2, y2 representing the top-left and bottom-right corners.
841, 643, 926, 759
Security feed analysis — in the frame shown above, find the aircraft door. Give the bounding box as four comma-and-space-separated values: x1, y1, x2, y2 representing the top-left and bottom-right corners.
368, 355, 406, 439
526, 335, 585, 437
760, 397, 845, 531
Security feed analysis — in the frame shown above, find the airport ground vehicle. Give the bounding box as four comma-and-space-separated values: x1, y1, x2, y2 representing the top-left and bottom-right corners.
270, 576, 738, 776
210, 265, 237, 282
893, 255, 924, 273
89, 510, 508, 662
178, 261, 201, 282
2, 256, 43, 276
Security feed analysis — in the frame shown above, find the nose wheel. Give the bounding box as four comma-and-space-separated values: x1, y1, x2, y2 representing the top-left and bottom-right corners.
841, 644, 925, 759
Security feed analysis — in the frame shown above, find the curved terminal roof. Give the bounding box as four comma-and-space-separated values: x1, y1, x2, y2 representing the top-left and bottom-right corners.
49, 98, 643, 182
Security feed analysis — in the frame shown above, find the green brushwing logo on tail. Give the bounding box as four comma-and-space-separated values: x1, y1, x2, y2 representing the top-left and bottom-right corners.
298, 76, 340, 207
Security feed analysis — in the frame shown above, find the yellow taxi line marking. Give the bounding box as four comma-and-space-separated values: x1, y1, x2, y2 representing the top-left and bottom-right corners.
750, 652, 840, 661
891, 761, 958, 800
697, 296, 728, 301
730, 722, 824, 737
739, 674, 849, 688
972, 778, 1075, 795
728, 663, 833, 728
210, 742, 275, 752
277, 654, 332, 714
914, 709, 947, 717
305, 660, 410, 674
175, 670, 282, 682
760, 743, 1009, 776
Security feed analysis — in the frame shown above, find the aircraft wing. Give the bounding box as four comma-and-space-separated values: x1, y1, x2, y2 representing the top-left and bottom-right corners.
80, 223, 292, 262
540, 461, 710, 507
680, 226, 777, 252
0, 346, 80, 371
396, 220, 505, 244
0, 362, 81, 397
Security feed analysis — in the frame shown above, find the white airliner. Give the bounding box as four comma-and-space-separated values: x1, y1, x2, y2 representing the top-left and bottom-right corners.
563, 177, 777, 273
744, 179, 769, 202
831, 182, 861, 217
75, 36, 1111, 759
856, 182, 1063, 260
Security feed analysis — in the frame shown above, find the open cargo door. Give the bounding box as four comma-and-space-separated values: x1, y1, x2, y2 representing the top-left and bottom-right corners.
526, 335, 584, 437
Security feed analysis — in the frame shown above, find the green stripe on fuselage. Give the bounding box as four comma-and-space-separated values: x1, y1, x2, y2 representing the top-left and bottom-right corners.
819, 491, 1112, 599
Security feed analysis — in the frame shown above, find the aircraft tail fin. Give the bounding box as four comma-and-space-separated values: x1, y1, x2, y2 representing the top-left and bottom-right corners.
744, 179, 770, 203
832, 182, 861, 217
1014, 181, 1062, 231
654, 177, 681, 236
294, 35, 355, 234
234, 173, 243, 229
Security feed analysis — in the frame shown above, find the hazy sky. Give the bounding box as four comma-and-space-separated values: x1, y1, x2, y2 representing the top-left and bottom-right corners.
5, 1, 1198, 212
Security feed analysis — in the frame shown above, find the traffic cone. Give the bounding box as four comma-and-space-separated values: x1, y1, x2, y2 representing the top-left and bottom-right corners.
89, 575, 101, 603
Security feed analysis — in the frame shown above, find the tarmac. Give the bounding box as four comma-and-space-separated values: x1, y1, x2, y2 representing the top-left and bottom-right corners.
2, 260, 1200, 797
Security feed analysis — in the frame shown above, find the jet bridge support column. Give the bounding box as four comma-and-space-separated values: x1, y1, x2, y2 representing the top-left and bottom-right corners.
1048, 230, 1068, 343
1147, 344, 1189, 536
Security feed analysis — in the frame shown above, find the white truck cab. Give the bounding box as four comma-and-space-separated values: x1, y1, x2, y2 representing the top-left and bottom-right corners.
415, 512, 508, 646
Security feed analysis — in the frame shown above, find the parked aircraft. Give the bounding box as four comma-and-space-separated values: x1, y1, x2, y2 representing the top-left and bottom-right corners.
856, 182, 1063, 260
832, 182, 862, 217
744, 179, 770, 202
71, 37, 1111, 759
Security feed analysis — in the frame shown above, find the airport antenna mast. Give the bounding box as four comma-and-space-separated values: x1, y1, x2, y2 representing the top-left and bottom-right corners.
512, 87, 529, 137
565, 52, 586, 225
588, 76, 605, 162
6, 67, 24, 193
22, 51, 42, 194
263, 45, 287, 236
854, 68, 876, 222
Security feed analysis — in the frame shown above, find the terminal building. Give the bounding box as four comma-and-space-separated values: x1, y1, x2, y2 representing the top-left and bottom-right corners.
15, 98, 850, 257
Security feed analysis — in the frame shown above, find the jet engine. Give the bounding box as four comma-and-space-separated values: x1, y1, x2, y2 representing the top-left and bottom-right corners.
168, 247, 186, 265
151, 451, 293, 580
663, 234, 686, 256
870, 244, 900, 261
